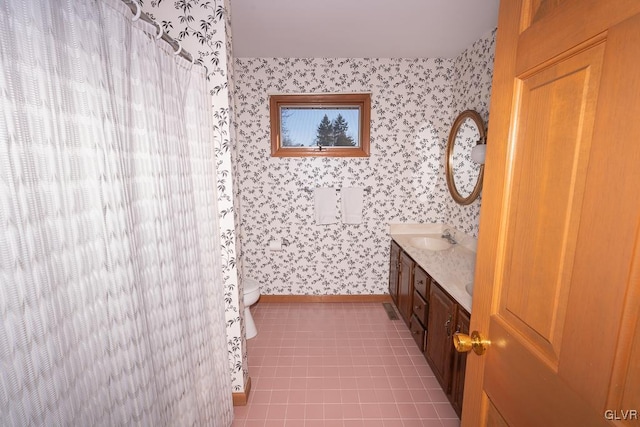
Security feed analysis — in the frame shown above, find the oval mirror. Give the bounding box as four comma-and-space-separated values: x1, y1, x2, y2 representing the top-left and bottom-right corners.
445, 110, 486, 205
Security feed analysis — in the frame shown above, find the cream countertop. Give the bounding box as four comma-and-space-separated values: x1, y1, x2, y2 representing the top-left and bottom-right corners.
389, 223, 476, 313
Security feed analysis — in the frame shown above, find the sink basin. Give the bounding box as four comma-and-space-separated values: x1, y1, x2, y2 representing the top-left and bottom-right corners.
409, 235, 452, 251
465, 282, 474, 296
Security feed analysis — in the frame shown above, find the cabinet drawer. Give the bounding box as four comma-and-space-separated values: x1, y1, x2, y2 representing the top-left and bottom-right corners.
414, 266, 430, 300
412, 290, 428, 327
410, 314, 426, 351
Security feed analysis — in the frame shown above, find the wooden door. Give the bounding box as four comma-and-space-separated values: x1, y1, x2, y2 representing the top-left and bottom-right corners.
426, 283, 456, 393
465, 1, 640, 426
389, 241, 401, 305
451, 308, 470, 417
398, 252, 415, 326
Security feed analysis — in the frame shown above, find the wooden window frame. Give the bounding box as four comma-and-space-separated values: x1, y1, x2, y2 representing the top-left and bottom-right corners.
269, 93, 371, 157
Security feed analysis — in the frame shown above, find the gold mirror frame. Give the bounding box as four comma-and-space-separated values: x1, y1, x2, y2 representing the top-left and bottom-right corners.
445, 110, 486, 205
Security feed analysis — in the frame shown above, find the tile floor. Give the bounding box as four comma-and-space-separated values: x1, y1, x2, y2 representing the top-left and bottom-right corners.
232, 302, 461, 427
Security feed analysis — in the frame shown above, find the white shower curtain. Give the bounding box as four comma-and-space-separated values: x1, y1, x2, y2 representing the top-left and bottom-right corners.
0, 0, 233, 425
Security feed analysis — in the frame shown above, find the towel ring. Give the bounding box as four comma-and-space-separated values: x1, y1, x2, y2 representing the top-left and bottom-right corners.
131, 0, 141, 22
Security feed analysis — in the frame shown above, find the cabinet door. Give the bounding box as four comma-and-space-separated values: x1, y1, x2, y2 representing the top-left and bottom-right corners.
397, 252, 415, 326
388, 240, 401, 305
425, 283, 456, 393
450, 308, 470, 417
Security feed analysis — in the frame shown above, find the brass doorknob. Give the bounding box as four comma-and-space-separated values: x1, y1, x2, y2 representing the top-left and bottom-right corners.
453, 331, 490, 355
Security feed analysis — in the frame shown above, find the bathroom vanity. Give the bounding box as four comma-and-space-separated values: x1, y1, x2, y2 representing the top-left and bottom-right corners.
388, 223, 476, 417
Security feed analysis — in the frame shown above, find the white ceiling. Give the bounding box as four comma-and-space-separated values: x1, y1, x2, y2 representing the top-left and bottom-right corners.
230, 0, 500, 59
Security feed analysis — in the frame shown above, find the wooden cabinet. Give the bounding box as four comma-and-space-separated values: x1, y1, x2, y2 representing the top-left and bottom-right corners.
425, 281, 470, 417
450, 308, 470, 416
388, 239, 469, 417
389, 240, 401, 306
425, 282, 457, 393
388, 240, 416, 327
397, 252, 415, 326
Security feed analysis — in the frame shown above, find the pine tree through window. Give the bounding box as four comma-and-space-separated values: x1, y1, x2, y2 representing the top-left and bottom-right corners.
270, 93, 371, 157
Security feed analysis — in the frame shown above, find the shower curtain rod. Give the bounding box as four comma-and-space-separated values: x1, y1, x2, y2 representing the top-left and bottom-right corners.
120, 0, 194, 63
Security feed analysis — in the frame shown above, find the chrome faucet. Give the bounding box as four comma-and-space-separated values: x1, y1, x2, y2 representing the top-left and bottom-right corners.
441, 228, 457, 245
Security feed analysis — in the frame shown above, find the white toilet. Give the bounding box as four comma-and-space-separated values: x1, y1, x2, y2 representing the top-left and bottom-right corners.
243, 278, 261, 339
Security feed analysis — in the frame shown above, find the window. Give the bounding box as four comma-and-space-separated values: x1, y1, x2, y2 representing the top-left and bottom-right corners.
269, 93, 371, 157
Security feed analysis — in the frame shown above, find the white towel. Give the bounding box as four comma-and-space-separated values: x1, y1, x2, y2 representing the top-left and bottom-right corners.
314, 187, 338, 225
341, 187, 364, 224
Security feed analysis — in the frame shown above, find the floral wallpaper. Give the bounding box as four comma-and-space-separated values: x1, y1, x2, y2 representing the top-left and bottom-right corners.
234, 58, 454, 295
140, 0, 247, 393
447, 28, 497, 237
234, 31, 496, 296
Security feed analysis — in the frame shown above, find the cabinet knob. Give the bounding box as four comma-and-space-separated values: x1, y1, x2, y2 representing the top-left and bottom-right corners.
414, 305, 422, 310
453, 331, 490, 356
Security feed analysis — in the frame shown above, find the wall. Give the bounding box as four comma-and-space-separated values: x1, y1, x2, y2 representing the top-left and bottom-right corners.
234, 58, 453, 295
447, 29, 497, 236
234, 30, 496, 296
142, 0, 247, 393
